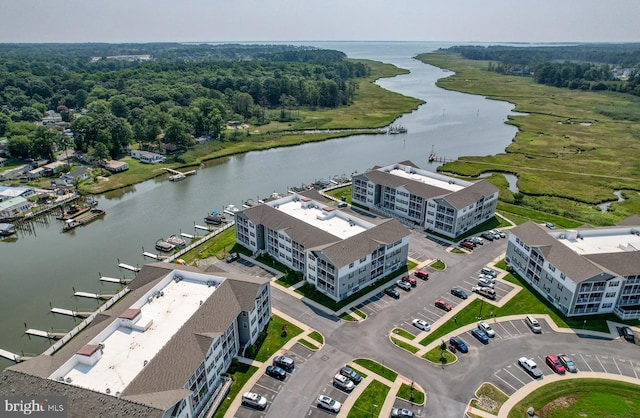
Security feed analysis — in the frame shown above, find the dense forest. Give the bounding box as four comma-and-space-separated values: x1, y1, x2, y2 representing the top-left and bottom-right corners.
443, 44, 640, 96
0, 43, 370, 161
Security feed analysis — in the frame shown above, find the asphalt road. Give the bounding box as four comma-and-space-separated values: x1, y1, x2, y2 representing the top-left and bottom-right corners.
238, 233, 640, 417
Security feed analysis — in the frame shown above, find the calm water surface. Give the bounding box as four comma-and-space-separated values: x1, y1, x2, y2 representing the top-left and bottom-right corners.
0, 41, 520, 366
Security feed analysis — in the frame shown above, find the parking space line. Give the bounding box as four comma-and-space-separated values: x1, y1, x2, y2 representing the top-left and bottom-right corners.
579, 354, 593, 372
595, 355, 606, 373
630, 361, 639, 379
611, 356, 622, 375
493, 373, 517, 392
254, 382, 279, 394
503, 367, 526, 386
496, 322, 512, 337
510, 321, 522, 334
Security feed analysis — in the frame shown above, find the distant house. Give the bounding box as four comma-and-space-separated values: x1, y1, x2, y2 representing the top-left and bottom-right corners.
103, 160, 129, 173
0, 165, 30, 181
0, 196, 31, 220
0, 157, 6, 167
26, 167, 46, 180
130, 150, 166, 164
73, 151, 92, 164
0, 186, 36, 202
42, 161, 66, 177
61, 166, 90, 184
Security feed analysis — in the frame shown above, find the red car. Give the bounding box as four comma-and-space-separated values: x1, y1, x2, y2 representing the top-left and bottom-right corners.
460, 241, 475, 250
435, 299, 452, 312
414, 270, 429, 280
545, 354, 566, 374
401, 275, 417, 287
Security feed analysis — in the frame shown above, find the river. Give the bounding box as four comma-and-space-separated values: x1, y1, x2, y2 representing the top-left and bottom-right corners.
0, 41, 519, 368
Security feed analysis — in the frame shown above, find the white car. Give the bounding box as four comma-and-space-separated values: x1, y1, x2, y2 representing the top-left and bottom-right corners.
518, 357, 543, 378
317, 395, 342, 412
412, 319, 431, 332
396, 280, 412, 291
242, 392, 267, 410
333, 373, 355, 391
477, 321, 495, 337
477, 278, 494, 288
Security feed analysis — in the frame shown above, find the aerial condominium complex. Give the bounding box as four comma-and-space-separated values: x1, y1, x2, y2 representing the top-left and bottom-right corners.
0, 262, 272, 418
506, 217, 640, 320
235, 191, 410, 302
351, 161, 499, 239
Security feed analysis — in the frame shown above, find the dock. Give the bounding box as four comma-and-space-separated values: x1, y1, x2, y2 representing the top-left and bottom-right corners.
73, 291, 115, 300
163, 168, 197, 181
25, 329, 66, 340
180, 232, 195, 239
118, 263, 140, 272
0, 348, 30, 363
194, 224, 211, 232
62, 208, 105, 232
50, 308, 92, 318
99, 276, 132, 284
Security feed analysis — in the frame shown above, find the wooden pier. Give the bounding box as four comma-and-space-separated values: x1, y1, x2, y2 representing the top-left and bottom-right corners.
163, 168, 197, 181
25, 329, 66, 340
99, 276, 132, 284
50, 308, 92, 318
194, 224, 211, 232
73, 291, 115, 300
0, 348, 30, 363
118, 262, 140, 272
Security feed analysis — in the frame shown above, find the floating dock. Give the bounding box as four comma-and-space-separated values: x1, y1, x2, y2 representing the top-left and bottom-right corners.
99, 276, 132, 284
50, 308, 92, 318
73, 291, 115, 300
194, 224, 211, 231
25, 329, 66, 340
180, 232, 195, 239
118, 263, 140, 272
62, 209, 106, 232
0, 348, 29, 363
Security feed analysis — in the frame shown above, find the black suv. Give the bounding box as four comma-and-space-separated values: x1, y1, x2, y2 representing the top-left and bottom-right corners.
384, 287, 400, 299
450, 287, 468, 299
340, 367, 362, 384
273, 355, 295, 372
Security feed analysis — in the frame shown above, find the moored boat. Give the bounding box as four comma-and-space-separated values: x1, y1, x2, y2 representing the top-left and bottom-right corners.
0, 223, 16, 237
223, 204, 240, 216
56, 204, 92, 220
204, 210, 225, 225
62, 209, 106, 232
167, 234, 187, 248
169, 173, 186, 182
155, 238, 176, 252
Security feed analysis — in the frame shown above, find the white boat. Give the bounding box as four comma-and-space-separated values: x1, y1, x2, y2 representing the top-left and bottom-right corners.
224, 204, 240, 216
169, 173, 186, 182
155, 238, 176, 252
167, 234, 187, 248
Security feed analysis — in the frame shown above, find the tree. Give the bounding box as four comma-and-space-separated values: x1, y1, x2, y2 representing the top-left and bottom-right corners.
7, 135, 32, 159
30, 125, 61, 161
163, 118, 190, 149
0, 113, 10, 136
88, 142, 110, 163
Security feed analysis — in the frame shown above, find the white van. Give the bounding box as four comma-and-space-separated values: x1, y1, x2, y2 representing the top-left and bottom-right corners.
526, 315, 542, 333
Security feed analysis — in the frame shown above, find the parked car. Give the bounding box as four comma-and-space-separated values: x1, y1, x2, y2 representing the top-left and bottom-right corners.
469, 236, 484, 245
477, 278, 494, 288
498, 231, 506, 238
391, 407, 415, 417
478, 321, 496, 337
449, 336, 468, 353
435, 299, 452, 312
472, 286, 496, 300
557, 354, 578, 373
525, 315, 542, 333
317, 395, 341, 412
490, 229, 501, 239
412, 318, 431, 332
401, 275, 417, 287
241, 392, 267, 410
471, 327, 489, 344
481, 267, 497, 278
545, 354, 566, 374
384, 286, 400, 299
451, 287, 468, 299
273, 355, 295, 372
460, 241, 475, 250
340, 366, 362, 384
265, 365, 287, 380
414, 270, 429, 280
396, 279, 412, 291
545, 222, 556, 229
226, 252, 240, 263
478, 273, 495, 283
519, 357, 543, 378
481, 232, 494, 241
333, 374, 355, 391
621, 326, 635, 342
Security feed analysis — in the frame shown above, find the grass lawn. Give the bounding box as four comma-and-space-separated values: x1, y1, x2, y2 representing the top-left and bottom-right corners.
244, 315, 303, 362
346, 379, 391, 418
471, 383, 508, 414
507, 379, 640, 418
338, 311, 358, 321
308, 331, 324, 344
353, 359, 398, 382
422, 345, 456, 365
392, 328, 416, 340
390, 336, 420, 354
178, 226, 239, 264
396, 382, 426, 405
352, 308, 367, 319
429, 259, 446, 270
325, 185, 352, 204
212, 362, 258, 418
298, 339, 318, 350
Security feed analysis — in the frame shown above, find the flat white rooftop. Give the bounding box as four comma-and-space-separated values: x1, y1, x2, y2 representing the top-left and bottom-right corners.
276, 199, 371, 239
57, 275, 218, 395
388, 168, 465, 192
558, 230, 640, 255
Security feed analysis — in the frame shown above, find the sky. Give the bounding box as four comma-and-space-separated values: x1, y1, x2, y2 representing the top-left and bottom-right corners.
1, 0, 639, 44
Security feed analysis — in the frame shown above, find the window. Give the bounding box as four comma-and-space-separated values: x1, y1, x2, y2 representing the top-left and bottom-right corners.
605, 292, 616, 298
609, 281, 620, 287
349, 262, 354, 268
560, 273, 566, 280
360, 256, 367, 263
601, 303, 613, 309
548, 263, 556, 272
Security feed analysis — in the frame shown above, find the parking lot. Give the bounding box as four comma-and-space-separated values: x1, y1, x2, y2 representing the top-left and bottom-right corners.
233, 343, 316, 418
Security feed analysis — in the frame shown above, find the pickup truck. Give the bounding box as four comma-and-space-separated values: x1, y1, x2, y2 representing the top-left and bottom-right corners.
518, 357, 543, 378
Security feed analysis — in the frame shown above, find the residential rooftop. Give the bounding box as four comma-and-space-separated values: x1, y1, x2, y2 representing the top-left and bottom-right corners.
269, 195, 374, 240
553, 226, 640, 256
50, 270, 221, 396
387, 167, 467, 192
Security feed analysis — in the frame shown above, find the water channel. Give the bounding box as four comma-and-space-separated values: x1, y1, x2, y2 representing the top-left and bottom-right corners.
0, 41, 521, 367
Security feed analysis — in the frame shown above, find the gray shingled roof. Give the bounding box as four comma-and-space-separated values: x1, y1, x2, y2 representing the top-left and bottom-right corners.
510, 221, 604, 282
361, 170, 450, 200
3, 263, 266, 415
441, 180, 498, 209
616, 215, 640, 226
316, 218, 409, 268
585, 252, 640, 277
